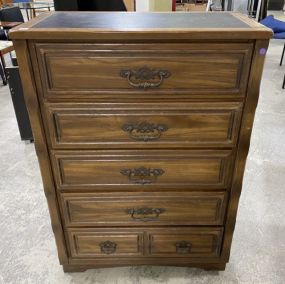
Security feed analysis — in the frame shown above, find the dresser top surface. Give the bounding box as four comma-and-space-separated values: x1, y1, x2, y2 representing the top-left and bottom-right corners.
10, 12, 272, 40
34, 12, 248, 29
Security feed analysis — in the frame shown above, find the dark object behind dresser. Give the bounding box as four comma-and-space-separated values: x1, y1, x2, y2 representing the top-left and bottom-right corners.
268, 0, 284, 10
54, 0, 126, 11
6, 66, 33, 141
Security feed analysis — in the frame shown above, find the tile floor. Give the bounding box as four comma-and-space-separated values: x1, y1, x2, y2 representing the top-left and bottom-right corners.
0, 26, 285, 284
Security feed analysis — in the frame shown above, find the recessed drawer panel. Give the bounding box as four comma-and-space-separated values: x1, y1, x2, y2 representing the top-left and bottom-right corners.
45, 102, 243, 149
148, 227, 223, 258
51, 150, 234, 191
61, 192, 227, 226
35, 43, 252, 98
66, 228, 143, 258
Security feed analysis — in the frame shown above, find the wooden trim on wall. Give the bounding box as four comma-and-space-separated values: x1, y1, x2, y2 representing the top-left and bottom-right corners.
123, 0, 135, 11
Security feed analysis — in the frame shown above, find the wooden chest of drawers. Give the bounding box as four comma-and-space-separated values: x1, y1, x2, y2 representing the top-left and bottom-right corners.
10, 12, 272, 272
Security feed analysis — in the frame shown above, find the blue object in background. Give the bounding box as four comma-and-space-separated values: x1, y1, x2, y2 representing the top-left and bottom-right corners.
261, 15, 285, 88
13, 0, 30, 3
260, 15, 285, 37
274, 32, 285, 39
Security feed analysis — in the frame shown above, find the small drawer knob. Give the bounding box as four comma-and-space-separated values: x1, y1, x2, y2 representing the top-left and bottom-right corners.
175, 241, 192, 254
99, 240, 117, 254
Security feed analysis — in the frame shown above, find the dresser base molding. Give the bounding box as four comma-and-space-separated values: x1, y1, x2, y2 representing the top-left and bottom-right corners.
63, 262, 226, 273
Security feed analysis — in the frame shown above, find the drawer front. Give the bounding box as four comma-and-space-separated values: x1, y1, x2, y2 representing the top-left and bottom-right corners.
45, 102, 243, 149
61, 192, 227, 226
148, 227, 223, 258
51, 150, 234, 191
35, 43, 252, 98
66, 228, 143, 258
66, 227, 223, 259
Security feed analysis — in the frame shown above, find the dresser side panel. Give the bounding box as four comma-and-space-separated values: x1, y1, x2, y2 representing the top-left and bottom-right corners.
12, 39, 69, 264
221, 39, 270, 261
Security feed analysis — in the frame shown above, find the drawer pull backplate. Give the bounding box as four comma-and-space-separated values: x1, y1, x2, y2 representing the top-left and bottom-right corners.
99, 240, 117, 254
122, 122, 168, 141
175, 241, 192, 254
126, 207, 166, 222
120, 67, 171, 89
120, 167, 164, 185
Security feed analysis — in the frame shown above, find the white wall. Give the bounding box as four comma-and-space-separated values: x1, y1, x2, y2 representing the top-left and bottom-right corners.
136, 0, 149, 11
233, 0, 248, 13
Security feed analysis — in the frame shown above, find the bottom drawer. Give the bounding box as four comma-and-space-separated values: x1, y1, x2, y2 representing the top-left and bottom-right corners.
66, 227, 223, 259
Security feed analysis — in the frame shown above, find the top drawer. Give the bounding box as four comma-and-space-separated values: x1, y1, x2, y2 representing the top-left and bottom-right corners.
34, 43, 253, 99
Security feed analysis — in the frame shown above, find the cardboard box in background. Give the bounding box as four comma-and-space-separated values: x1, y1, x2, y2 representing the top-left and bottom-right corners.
149, 0, 172, 11
185, 4, 207, 11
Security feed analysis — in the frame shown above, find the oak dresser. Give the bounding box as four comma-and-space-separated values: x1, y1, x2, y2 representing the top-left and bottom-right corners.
10, 12, 272, 272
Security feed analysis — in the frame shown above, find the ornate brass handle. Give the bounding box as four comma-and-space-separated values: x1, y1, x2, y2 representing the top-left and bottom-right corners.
126, 207, 165, 222
120, 67, 171, 89
175, 241, 192, 254
99, 240, 117, 254
122, 122, 168, 142
120, 167, 164, 185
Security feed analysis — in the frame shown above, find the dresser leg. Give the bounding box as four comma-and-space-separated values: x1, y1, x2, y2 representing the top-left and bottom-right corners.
63, 265, 87, 273
200, 263, 226, 271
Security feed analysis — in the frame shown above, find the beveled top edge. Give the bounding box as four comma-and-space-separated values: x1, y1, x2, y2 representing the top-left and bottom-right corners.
10, 11, 273, 40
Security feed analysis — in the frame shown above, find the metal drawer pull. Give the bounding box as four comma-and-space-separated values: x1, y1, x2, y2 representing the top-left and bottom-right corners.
122, 122, 168, 142
99, 241, 117, 254
120, 167, 164, 185
175, 241, 192, 254
126, 207, 165, 222
120, 67, 171, 89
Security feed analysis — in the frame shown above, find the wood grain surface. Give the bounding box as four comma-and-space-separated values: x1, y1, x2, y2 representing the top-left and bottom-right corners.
11, 12, 272, 271
61, 192, 227, 226
35, 43, 252, 98
44, 102, 243, 149
51, 150, 234, 191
